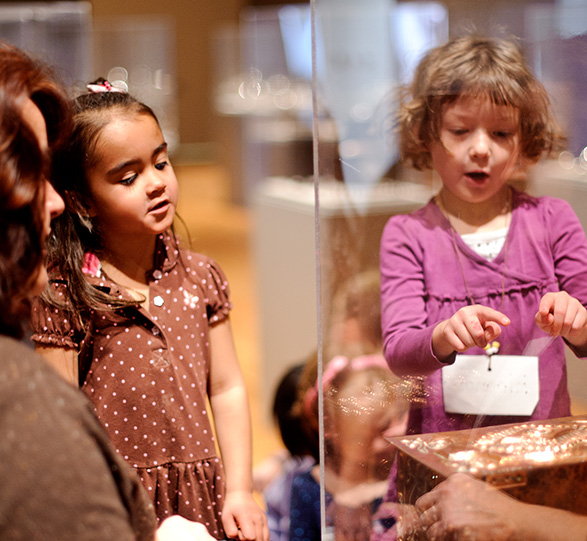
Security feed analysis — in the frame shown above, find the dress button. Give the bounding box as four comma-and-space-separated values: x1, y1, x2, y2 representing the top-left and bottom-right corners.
153, 295, 164, 307
152, 327, 161, 336
153, 270, 163, 280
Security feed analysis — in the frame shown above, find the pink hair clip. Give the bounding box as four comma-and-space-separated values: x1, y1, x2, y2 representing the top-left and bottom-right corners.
303, 354, 388, 417
86, 79, 126, 94
82, 252, 102, 277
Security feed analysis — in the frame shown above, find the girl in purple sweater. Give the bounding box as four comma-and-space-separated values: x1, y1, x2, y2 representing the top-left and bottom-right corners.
380, 34, 587, 438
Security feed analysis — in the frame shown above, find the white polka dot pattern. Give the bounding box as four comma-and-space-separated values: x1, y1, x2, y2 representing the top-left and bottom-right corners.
31, 234, 232, 535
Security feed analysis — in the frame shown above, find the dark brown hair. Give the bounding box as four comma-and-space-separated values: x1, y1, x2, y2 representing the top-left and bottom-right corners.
0, 41, 71, 338
45, 85, 160, 319
399, 35, 566, 170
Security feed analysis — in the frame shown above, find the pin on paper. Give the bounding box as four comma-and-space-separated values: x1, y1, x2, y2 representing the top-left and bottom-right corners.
484, 341, 500, 371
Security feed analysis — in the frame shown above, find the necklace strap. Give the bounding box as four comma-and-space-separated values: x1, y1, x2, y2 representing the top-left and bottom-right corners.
437, 190, 511, 308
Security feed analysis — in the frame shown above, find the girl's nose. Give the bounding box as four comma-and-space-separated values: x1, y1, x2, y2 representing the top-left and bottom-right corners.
470, 130, 490, 158
147, 170, 166, 195
372, 435, 390, 455
45, 179, 64, 219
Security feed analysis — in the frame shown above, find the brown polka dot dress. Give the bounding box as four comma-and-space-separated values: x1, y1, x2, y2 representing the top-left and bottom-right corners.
31, 233, 230, 539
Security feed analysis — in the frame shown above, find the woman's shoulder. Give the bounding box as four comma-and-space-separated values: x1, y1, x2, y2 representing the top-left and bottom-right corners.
0, 336, 77, 405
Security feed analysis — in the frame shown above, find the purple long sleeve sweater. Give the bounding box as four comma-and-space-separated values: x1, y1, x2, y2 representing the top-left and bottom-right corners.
380, 189, 587, 435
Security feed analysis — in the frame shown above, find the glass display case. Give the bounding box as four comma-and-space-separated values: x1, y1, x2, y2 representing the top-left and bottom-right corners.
228, 0, 587, 539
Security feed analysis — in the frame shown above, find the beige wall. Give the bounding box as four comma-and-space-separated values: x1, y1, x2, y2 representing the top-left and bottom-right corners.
90, 0, 247, 150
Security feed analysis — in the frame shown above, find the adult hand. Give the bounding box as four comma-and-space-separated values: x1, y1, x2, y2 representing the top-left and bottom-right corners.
156, 516, 216, 541
221, 490, 269, 541
415, 473, 517, 540
432, 305, 510, 361
535, 291, 587, 346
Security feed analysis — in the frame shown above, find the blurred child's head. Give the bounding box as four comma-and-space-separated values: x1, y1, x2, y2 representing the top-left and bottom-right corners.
305, 354, 410, 478
400, 34, 565, 171
327, 269, 382, 360
273, 357, 320, 461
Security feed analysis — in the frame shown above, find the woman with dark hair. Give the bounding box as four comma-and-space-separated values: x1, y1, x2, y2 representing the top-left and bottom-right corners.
0, 40, 213, 541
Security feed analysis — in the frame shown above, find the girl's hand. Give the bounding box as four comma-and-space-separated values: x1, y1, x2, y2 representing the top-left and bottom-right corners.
432, 305, 510, 362
221, 490, 269, 541
535, 291, 587, 346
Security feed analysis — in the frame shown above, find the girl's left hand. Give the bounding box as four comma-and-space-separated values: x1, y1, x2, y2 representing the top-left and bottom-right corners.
535, 291, 587, 346
221, 491, 269, 541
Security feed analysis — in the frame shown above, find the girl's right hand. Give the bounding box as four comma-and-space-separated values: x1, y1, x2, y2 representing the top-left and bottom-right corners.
432, 305, 510, 362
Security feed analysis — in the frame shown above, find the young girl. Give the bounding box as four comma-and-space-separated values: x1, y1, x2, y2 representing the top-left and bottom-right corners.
289, 354, 410, 541
380, 34, 587, 438
31, 82, 268, 541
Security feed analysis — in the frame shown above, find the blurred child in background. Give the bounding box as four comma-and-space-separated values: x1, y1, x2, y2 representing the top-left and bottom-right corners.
289, 354, 410, 541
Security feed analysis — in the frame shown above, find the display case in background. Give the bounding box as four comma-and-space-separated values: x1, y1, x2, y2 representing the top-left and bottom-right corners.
92, 15, 179, 153
0, 4, 179, 154
0, 2, 92, 86
212, 4, 327, 205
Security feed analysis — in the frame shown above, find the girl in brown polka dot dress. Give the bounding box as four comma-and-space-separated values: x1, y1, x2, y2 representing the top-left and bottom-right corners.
30, 81, 269, 541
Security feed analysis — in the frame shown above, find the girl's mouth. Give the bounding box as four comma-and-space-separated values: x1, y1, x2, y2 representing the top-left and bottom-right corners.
149, 200, 170, 213
466, 171, 489, 182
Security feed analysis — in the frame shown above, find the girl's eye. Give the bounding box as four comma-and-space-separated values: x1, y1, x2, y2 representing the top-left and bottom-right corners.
120, 174, 137, 186
449, 128, 467, 136
155, 160, 169, 171
494, 131, 512, 139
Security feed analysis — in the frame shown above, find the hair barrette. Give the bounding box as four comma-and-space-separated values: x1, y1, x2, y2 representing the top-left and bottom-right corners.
86, 79, 126, 94
303, 354, 388, 417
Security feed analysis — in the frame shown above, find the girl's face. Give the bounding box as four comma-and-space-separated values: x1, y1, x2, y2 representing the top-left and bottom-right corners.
429, 95, 521, 208
85, 113, 178, 245
332, 396, 408, 470
21, 99, 65, 296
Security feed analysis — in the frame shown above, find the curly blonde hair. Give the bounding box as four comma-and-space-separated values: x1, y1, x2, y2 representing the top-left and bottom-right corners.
399, 34, 566, 171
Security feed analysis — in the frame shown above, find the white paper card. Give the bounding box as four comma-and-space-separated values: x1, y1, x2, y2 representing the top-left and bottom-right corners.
442, 355, 539, 416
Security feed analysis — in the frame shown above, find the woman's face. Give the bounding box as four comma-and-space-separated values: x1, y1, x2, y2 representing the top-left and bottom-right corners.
21, 99, 65, 296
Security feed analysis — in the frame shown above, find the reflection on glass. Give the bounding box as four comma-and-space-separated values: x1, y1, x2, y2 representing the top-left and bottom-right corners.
290, 352, 411, 540
313, 1, 587, 540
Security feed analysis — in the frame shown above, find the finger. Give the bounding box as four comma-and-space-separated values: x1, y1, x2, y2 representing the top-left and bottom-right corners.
255, 518, 266, 541
451, 317, 484, 350
534, 310, 551, 327
262, 520, 270, 541
559, 306, 579, 337
548, 302, 571, 336
571, 306, 587, 335
418, 504, 439, 531
449, 331, 472, 352
238, 522, 256, 541
564, 303, 587, 337
538, 292, 556, 316
480, 321, 501, 346
222, 516, 239, 539
477, 305, 511, 327
415, 492, 436, 513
